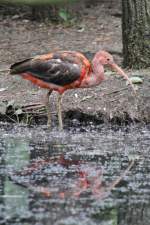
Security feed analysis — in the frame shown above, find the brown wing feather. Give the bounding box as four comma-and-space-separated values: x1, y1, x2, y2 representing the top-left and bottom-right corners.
10, 58, 33, 74
10, 51, 91, 86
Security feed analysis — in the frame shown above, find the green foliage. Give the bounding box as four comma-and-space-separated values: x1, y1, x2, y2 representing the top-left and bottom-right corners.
1, 0, 77, 5
129, 76, 143, 84
58, 8, 70, 22
58, 8, 75, 25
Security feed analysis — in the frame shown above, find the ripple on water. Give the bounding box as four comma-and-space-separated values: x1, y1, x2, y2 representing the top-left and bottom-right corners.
0, 123, 149, 225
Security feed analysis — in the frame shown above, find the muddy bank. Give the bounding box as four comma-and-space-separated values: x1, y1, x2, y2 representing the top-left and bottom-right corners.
0, 69, 149, 126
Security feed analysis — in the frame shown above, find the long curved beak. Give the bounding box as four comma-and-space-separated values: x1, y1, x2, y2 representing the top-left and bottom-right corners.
110, 63, 136, 94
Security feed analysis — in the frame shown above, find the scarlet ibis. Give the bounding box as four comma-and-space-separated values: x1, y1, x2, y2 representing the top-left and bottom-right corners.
10, 50, 135, 129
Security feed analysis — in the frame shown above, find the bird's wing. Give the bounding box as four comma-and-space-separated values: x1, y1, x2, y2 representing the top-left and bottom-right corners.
10, 52, 89, 86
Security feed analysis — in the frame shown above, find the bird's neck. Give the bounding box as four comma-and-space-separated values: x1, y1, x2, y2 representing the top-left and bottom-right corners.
79, 55, 105, 88
91, 56, 104, 80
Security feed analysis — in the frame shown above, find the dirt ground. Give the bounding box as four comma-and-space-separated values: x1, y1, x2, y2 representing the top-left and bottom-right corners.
0, 1, 149, 125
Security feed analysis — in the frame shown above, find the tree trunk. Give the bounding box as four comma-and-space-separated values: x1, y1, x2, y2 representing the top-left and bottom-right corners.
122, 0, 150, 69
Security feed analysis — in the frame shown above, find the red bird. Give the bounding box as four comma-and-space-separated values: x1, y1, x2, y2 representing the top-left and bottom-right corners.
10, 50, 135, 129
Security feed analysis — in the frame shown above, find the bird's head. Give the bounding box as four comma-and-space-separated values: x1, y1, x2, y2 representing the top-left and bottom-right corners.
98, 51, 114, 65
96, 50, 136, 94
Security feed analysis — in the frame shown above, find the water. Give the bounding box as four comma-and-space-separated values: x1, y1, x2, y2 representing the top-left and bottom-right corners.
0, 123, 149, 225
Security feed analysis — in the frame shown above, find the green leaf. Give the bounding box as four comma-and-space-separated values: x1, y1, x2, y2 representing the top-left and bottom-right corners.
0, 0, 77, 5
59, 9, 69, 22
127, 76, 143, 85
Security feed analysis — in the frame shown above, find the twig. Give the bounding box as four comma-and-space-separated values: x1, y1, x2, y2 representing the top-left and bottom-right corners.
104, 87, 129, 96
79, 87, 129, 103
5, 114, 17, 123
108, 97, 121, 103
21, 103, 44, 108
80, 95, 94, 102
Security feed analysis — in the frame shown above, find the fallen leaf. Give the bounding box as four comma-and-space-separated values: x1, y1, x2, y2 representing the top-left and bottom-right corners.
80, 95, 93, 102
126, 76, 143, 85
77, 27, 85, 32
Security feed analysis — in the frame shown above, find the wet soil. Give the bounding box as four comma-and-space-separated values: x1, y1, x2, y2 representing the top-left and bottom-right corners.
0, 0, 149, 125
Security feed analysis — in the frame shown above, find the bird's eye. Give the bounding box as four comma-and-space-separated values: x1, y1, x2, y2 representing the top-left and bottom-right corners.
107, 58, 110, 61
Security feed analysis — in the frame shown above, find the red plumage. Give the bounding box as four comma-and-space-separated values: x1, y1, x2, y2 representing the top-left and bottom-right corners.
10, 51, 91, 94
10, 50, 135, 129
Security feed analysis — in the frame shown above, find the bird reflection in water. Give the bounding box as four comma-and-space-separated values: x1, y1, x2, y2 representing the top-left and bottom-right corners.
10, 154, 134, 200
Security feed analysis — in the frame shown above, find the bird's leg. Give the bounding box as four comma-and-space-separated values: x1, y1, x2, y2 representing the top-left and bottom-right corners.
45, 90, 52, 127
57, 93, 63, 130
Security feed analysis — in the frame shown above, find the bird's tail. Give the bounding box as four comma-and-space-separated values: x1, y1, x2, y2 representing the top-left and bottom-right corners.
0, 68, 10, 74
10, 58, 33, 75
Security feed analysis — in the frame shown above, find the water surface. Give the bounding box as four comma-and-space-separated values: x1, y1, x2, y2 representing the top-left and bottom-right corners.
0, 123, 149, 225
